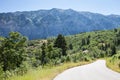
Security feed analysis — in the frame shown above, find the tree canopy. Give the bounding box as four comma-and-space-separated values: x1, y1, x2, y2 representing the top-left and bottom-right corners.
0, 32, 27, 71
54, 34, 67, 56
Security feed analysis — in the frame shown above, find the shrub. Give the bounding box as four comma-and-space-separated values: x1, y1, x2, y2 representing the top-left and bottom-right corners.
61, 56, 66, 63
66, 55, 72, 62
0, 65, 4, 80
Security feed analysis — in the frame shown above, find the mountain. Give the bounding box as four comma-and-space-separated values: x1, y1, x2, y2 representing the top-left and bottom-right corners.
0, 8, 120, 39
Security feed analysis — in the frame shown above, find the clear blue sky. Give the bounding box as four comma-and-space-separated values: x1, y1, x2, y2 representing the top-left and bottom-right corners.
0, 0, 120, 15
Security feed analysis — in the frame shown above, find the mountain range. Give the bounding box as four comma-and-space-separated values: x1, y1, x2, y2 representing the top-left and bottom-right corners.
0, 8, 120, 39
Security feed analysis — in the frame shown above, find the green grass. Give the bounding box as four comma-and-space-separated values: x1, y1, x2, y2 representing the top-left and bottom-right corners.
106, 53, 120, 73
8, 58, 120, 80
8, 61, 91, 80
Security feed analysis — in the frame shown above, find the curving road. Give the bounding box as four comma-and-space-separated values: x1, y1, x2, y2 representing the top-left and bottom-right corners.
53, 60, 120, 80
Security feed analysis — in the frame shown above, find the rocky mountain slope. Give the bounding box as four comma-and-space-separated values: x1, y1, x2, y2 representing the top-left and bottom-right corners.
0, 8, 120, 39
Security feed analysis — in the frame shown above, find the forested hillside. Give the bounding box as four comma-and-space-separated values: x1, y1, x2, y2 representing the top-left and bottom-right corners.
0, 28, 120, 80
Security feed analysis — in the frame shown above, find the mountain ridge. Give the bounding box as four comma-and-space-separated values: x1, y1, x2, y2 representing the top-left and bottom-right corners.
0, 8, 120, 39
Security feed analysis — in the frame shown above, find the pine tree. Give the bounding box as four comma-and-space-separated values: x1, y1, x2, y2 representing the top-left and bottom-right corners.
41, 43, 46, 65
111, 45, 116, 56
54, 34, 67, 56
69, 43, 73, 50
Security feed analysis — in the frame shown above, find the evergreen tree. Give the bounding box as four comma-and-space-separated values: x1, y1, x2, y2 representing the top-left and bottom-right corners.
86, 37, 90, 45
81, 38, 85, 46
114, 28, 117, 32
114, 30, 120, 45
69, 43, 73, 50
111, 45, 116, 56
41, 43, 47, 65
54, 34, 67, 56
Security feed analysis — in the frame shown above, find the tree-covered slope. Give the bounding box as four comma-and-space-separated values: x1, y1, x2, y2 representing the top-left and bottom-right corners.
0, 28, 120, 80
29, 28, 120, 62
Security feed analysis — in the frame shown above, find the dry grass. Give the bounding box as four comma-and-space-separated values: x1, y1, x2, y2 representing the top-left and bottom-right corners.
106, 57, 120, 73
8, 61, 91, 80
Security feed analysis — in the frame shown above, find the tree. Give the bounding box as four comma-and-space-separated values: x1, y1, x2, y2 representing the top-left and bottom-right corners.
81, 36, 90, 46
114, 28, 117, 32
54, 34, 67, 56
111, 45, 116, 56
114, 30, 120, 45
41, 43, 47, 65
0, 32, 27, 71
69, 43, 73, 50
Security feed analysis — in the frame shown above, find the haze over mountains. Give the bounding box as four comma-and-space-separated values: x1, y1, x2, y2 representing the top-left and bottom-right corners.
0, 8, 120, 39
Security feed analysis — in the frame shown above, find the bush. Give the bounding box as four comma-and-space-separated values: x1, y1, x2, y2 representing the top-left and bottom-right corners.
71, 54, 78, 62
66, 55, 72, 62
0, 65, 4, 80
12, 61, 31, 76
61, 56, 66, 63
18, 61, 31, 75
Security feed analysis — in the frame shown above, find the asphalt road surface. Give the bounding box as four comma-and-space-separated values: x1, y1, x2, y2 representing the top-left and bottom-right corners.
53, 60, 120, 80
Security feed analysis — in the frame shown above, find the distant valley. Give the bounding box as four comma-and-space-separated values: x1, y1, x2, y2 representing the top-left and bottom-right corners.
0, 8, 120, 39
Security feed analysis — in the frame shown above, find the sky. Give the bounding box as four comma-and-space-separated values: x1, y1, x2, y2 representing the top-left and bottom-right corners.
0, 0, 120, 15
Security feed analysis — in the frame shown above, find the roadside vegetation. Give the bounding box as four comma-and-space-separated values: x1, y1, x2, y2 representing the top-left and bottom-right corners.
8, 61, 90, 80
106, 51, 120, 72
0, 28, 120, 80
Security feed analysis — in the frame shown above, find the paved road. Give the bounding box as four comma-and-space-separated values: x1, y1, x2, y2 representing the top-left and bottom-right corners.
53, 60, 120, 80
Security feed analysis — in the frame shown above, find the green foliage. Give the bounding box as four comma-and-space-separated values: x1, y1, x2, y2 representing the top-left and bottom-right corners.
107, 52, 120, 72
0, 65, 4, 80
66, 55, 72, 62
54, 34, 67, 56
0, 32, 27, 71
69, 43, 73, 50
17, 61, 31, 75
1, 28, 120, 80
114, 30, 120, 45
41, 43, 47, 65
81, 36, 90, 46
